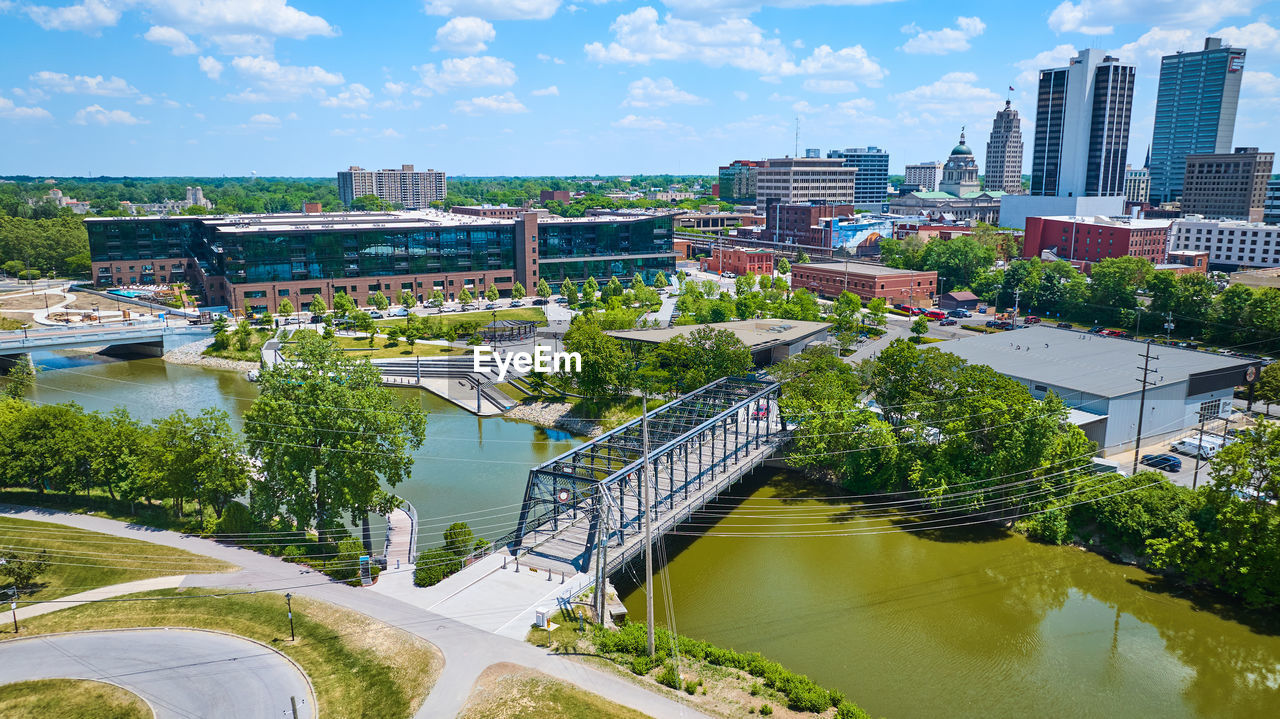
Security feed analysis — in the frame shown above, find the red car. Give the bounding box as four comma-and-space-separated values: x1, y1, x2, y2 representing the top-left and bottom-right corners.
923, 309, 946, 320
909, 307, 928, 316
1024, 315, 1041, 324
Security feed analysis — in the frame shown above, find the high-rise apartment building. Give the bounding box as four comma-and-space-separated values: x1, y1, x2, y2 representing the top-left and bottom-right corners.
1170, 215, 1280, 270
1265, 178, 1280, 225
755, 157, 858, 211
984, 100, 1025, 193
1181, 147, 1274, 222
904, 162, 943, 192
337, 164, 447, 209
1149, 38, 1246, 203
717, 160, 763, 204
1030, 49, 1135, 198
1124, 165, 1151, 204
825, 146, 889, 208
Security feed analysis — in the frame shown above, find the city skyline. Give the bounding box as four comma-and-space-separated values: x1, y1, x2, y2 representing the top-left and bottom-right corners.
0, 1, 1277, 177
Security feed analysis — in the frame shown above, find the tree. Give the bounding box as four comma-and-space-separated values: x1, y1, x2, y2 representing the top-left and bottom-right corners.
458, 287, 473, 305
1089, 256, 1153, 316
485, 286, 499, 302
536, 277, 552, 299
632, 272, 647, 288
234, 319, 254, 352
834, 290, 862, 318
561, 278, 579, 305
910, 315, 929, 339
308, 296, 328, 317
653, 271, 669, 289
3, 357, 34, 399
349, 194, 392, 211
735, 274, 755, 297
443, 521, 478, 557
243, 332, 427, 534
1256, 363, 1280, 412
865, 297, 887, 327
332, 291, 356, 318
370, 291, 389, 311
399, 289, 416, 308
0, 402, 92, 496
352, 311, 376, 344
562, 322, 628, 395
645, 326, 753, 393
601, 276, 623, 302
0, 548, 49, 593
776, 257, 791, 275
511, 281, 526, 300
147, 408, 250, 519
429, 289, 444, 305
758, 274, 774, 291
920, 236, 996, 290
277, 298, 295, 317
796, 252, 810, 264
581, 276, 599, 304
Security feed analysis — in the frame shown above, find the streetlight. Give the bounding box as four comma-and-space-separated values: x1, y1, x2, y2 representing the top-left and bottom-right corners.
284, 593, 294, 641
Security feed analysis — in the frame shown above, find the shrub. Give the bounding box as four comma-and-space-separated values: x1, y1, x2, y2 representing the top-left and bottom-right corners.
836, 702, 872, 719
656, 663, 681, 690
629, 655, 655, 676
412, 547, 461, 587
215, 501, 255, 535
281, 545, 307, 562
749, 682, 762, 696
1017, 507, 1070, 545
760, 704, 773, 716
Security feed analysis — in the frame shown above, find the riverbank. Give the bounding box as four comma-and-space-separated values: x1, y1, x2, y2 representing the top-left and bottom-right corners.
162, 335, 259, 372
506, 400, 604, 437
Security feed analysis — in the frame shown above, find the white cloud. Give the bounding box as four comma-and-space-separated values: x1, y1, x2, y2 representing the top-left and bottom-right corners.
228, 55, 343, 102
0, 96, 53, 120
660, 0, 902, 18
803, 79, 859, 93
210, 33, 273, 55
900, 16, 985, 55
1014, 44, 1077, 88
1215, 21, 1279, 53
612, 114, 673, 130
144, 25, 198, 55
452, 91, 528, 114
585, 7, 884, 83
198, 56, 224, 81
622, 77, 706, 107
380, 128, 404, 138
531, 85, 559, 96
791, 100, 827, 115
1047, 1, 1259, 35
892, 71, 1002, 117
30, 71, 137, 96
536, 53, 566, 64
21, 0, 335, 43
1112, 27, 1196, 65
249, 112, 280, 124
434, 16, 495, 53
73, 104, 145, 125
414, 56, 517, 94
320, 83, 373, 108
384, 81, 408, 96
331, 128, 356, 136
1243, 70, 1280, 99
733, 90, 749, 101
423, 0, 560, 21
136, 95, 153, 105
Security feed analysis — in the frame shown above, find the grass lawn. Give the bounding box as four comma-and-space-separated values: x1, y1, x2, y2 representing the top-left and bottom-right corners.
459, 663, 651, 719
494, 381, 528, 401
5, 588, 443, 719
201, 327, 273, 362
0, 679, 151, 719
567, 395, 645, 432
0, 317, 28, 331
377, 307, 547, 331
0, 516, 236, 602
0, 488, 206, 534
325, 334, 464, 359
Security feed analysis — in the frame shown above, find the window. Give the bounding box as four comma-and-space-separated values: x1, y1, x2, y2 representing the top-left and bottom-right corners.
1198, 398, 1222, 418
300, 287, 321, 295
278, 289, 291, 297
244, 290, 267, 299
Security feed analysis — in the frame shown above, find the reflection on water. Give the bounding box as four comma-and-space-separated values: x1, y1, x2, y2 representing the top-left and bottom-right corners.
619, 470, 1280, 719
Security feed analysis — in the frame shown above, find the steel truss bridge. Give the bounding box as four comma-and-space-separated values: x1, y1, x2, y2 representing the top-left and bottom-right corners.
510, 376, 788, 585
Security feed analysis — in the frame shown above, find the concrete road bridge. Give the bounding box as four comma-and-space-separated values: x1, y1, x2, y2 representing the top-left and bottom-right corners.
0, 323, 208, 361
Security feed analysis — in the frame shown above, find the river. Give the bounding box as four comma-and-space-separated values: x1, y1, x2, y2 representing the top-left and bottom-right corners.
27, 352, 1280, 718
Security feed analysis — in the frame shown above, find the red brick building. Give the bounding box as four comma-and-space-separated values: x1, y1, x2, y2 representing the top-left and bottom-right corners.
763, 201, 859, 249
1161, 250, 1209, 275
699, 247, 774, 275
792, 261, 938, 305
1022, 215, 1171, 266
539, 190, 571, 203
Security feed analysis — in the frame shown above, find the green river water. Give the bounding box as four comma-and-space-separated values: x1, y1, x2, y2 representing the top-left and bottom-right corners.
28, 351, 1280, 718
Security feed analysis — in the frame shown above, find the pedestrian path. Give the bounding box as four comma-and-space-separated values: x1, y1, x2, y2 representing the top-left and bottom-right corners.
14, 575, 187, 621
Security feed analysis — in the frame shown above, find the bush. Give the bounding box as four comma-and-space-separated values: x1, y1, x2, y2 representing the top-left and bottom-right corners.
281, 545, 307, 562
215, 500, 255, 535
836, 702, 872, 719
656, 662, 681, 689
684, 678, 701, 695
412, 547, 461, 587
629, 655, 655, 675
759, 704, 773, 716
1017, 507, 1070, 545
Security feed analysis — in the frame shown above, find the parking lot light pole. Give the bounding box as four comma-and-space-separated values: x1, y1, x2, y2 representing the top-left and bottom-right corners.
285, 593, 294, 641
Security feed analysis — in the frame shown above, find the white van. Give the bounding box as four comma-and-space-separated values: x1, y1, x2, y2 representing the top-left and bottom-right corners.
1171, 438, 1218, 459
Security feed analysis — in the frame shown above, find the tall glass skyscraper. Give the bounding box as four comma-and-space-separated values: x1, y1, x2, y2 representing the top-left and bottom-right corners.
1148, 38, 1246, 204
825, 146, 889, 208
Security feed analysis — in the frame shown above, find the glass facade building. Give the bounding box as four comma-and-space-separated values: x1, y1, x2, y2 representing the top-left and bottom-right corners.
1149, 38, 1246, 204
826, 146, 889, 207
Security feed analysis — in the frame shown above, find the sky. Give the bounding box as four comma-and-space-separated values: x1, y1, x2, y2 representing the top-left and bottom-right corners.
0, 0, 1278, 178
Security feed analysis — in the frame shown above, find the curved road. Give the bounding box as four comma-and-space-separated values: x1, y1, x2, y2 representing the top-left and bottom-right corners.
0, 628, 315, 719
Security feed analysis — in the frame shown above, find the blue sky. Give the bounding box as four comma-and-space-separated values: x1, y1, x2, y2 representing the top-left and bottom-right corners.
1, 0, 1277, 177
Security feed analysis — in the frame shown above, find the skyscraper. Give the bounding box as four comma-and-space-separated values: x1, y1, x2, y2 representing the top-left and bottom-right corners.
1149, 38, 1246, 204
984, 100, 1024, 194
825, 146, 889, 209
1030, 49, 1135, 198
337, 164, 447, 209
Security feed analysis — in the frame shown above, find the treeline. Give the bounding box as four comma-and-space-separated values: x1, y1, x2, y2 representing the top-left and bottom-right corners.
673, 273, 822, 324
560, 322, 754, 399
0, 177, 341, 216
0, 215, 89, 277
440, 175, 714, 209
778, 339, 1280, 608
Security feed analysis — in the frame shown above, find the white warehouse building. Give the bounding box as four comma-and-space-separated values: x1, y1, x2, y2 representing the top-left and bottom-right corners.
940, 327, 1261, 451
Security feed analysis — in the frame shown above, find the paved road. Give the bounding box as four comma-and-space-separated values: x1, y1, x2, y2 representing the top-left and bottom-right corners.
0, 628, 315, 719
0, 505, 709, 719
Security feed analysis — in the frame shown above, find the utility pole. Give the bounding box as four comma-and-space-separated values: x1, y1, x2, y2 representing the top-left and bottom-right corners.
641, 393, 655, 658
1163, 312, 1174, 341
285, 592, 294, 641
1132, 344, 1159, 475
1011, 288, 1021, 326
1192, 409, 1209, 489
7, 587, 17, 634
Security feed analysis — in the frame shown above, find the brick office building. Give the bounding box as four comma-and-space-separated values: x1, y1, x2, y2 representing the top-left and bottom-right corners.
791, 260, 937, 304
763, 201, 860, 249
1021, 215, 1171, 267
699, 247, 774, 276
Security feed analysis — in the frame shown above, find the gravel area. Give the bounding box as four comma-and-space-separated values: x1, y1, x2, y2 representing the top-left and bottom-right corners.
162, 335, 260, 373
505, 401, 601, 437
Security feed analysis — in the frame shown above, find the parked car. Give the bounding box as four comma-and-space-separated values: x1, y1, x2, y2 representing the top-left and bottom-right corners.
1088, 326, 1105, 334
555, 297, 570, 304
910, 307, 929, 316
893, 303, 909, 311
368, 310, 384, 319
485, 302, 498, 310
389, 307, 408, 317
308, 314, 324, 324
723, 272, 737, 279
283, 317, 303, 325
1056, 322, 1072, 329
923, 309, 946, 320
1024, 315, 1041, 324
985, 319, 1001, 328
947, 309, 972, 318
532, 298, 548, 306
939, 318, 958, 326
1141, 453, 1183, 472
510, 300, 525, 307
461, 304, 476, 312
1171, 438, 1218, 459
994, 321, 1014, 330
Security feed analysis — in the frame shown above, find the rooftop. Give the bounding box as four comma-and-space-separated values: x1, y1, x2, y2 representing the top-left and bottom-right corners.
86, 208, 661, 233
939, 326, 1256, 398
1035, 215, 1173, 229
607, 319, 830, 350
795, 260, 935, 276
